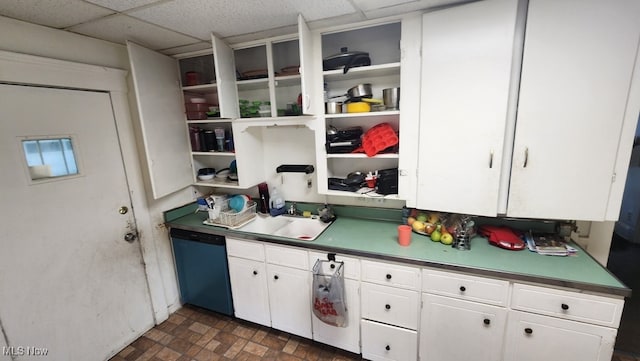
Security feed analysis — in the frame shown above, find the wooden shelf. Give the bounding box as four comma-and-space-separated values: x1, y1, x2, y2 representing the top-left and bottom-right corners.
323, 63, 401, 82
237, 78, 269, 91
324, 110, 400, 119
182, 83, 218, 94
191, 151, 236, 157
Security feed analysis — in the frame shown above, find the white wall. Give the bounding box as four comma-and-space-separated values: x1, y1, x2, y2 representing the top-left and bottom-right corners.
0, 15, 184, 322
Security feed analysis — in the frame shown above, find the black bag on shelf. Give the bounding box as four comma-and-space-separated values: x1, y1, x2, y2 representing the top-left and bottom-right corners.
376, 168, 398, 195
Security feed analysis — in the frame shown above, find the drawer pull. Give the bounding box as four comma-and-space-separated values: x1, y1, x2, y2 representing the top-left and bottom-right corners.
524, 328, 533, 335
483, 318, 490, 325
274, 275, 279, 280
385, 304, 391, 310
386, 274, 392, 280
385, 345, 391, 351
330, 264, 336, 269
561, 303, 569, 310
459, 286, 466, 292
252, 270, 258, 275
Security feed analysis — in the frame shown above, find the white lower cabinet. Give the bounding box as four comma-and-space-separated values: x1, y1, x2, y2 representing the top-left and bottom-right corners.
227, 256, 271, 327
419, 293, 507, 361
361, 319, 418, 361
267, 263, 312, 338
308, 251, 361, 354
503, 310, 617, 361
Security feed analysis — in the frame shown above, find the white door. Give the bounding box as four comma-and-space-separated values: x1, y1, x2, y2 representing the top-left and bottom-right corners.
227, 257, 271, 327
507, 0, 640, 220
419, 294, 507, 361
417, 0, 521, 216
267, 264, 312, 339
0, 85, 153, 360
503, 311, 617, 361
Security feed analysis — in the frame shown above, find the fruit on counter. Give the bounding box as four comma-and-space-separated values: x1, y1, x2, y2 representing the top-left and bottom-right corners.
424, 223, 436, 235
416, 213, 428, 223
407, 216, 416, 226
412, 220, 426, 233
427, 213, 440, 224
441, 228, 453, 245
430, 225, 442, 242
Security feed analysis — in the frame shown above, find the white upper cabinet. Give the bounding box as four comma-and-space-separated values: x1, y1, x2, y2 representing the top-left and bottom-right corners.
507, 0, 640, 220
127, 41, 193, 199
417, 0, 522, 216
212, 35, 240, 119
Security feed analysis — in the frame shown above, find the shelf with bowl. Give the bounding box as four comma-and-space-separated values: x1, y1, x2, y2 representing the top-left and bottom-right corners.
322, 62, 401, 82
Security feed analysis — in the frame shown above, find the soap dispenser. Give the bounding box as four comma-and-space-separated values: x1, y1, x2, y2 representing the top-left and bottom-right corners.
269, 187, 286, 216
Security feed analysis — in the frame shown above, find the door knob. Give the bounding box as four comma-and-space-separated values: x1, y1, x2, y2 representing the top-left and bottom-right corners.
124, 232, 137, 242
119, 206, 129, 215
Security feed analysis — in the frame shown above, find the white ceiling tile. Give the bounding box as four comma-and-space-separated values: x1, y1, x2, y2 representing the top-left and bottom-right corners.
289, 0, 357, 22
0, 0, 114, 28
68, 14, 200, 50
84, 0, 166, 12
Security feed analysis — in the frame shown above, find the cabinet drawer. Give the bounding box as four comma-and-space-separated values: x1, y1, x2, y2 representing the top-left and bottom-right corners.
265, 244, 308, 270
361, 319, 417, 361
511, 283, 624, 328
422, 268, 509, 306
226, 237, 264, 261
361, 260, 421, 290
361, 282, 420, 330
309, 250, 360, 280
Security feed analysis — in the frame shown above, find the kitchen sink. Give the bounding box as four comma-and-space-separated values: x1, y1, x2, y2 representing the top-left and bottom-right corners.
238, 214, 332, 241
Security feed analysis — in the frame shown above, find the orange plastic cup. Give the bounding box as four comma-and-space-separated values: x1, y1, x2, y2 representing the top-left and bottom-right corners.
398, 225, 412, 246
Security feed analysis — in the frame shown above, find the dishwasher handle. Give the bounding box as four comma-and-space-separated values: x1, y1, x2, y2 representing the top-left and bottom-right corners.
170, 228, 225, 246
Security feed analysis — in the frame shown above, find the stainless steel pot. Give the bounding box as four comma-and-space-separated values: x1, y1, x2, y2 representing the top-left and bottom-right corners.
347, 83, 372, 99
325, 101, 343, 114
383, 87, 400, 110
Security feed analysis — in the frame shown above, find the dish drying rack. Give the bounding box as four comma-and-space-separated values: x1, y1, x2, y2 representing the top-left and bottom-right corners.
204, 199, 257, 229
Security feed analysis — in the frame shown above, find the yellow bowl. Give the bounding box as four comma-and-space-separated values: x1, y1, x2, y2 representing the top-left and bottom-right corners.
346, 102, 370, 113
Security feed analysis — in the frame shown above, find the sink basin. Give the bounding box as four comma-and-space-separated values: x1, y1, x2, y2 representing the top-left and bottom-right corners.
272, 217, 332, 241
237, 215, 291, 235
237, 214, 332, 241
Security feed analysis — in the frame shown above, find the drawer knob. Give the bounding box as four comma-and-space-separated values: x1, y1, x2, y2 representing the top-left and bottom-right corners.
385, 345, 391, 351
386, 274, 392, 280
252, 270, 258, 275
483, 318, 490, 325
561, 303, 569, 310
524, 328, 533, 335
274, 275, 279, 280
330, 264, 336, 269
385, 304, 391, 310
459, 286, 466, 292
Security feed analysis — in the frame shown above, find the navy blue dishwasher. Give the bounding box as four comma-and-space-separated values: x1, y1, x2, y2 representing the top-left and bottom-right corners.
170, 228, 233, 315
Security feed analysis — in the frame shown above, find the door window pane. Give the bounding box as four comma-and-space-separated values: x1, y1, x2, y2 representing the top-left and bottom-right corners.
22, 138, 79, 180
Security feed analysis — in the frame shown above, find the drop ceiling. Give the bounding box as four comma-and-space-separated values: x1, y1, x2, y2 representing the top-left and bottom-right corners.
0, 0, 466, 55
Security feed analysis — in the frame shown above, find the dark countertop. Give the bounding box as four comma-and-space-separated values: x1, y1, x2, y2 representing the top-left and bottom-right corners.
165, 205, 630, 298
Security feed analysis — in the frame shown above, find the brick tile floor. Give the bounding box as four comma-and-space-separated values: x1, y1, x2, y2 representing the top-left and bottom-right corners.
109, 305, 362, 361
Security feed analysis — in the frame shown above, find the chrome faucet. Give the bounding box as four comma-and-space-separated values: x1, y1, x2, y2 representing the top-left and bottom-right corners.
287, 203, 297, 216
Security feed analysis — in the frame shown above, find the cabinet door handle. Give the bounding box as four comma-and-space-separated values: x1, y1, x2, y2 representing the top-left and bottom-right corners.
385, 304, 391, 310
386, 274, 392, 280
385, 345, 391, 351
330, 264, 336, 269
561, 303, 569, 310
489, 150, 494, 168
523, 147, 529, 168
483, 318, 491, 325
459, 286, 466, 292
274, 275, 279, 280
252, 270, 258, 276
524, 328, 533, 335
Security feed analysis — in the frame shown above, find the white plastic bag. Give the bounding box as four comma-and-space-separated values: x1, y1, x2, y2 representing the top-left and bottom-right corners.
312, 259, 348, 327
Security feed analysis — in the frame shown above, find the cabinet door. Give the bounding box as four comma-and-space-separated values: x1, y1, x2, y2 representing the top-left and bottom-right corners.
212, 34, 239, 119
508, 0, 640, 220
127, 41, 193, 199
419, 294, 507, 361
417, 0, 521, 216
312, 278, 360, 354
503, 311, 617, 361
227, 257, 270, 327
267, 264, 312, 338
298, 14, 316, 115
